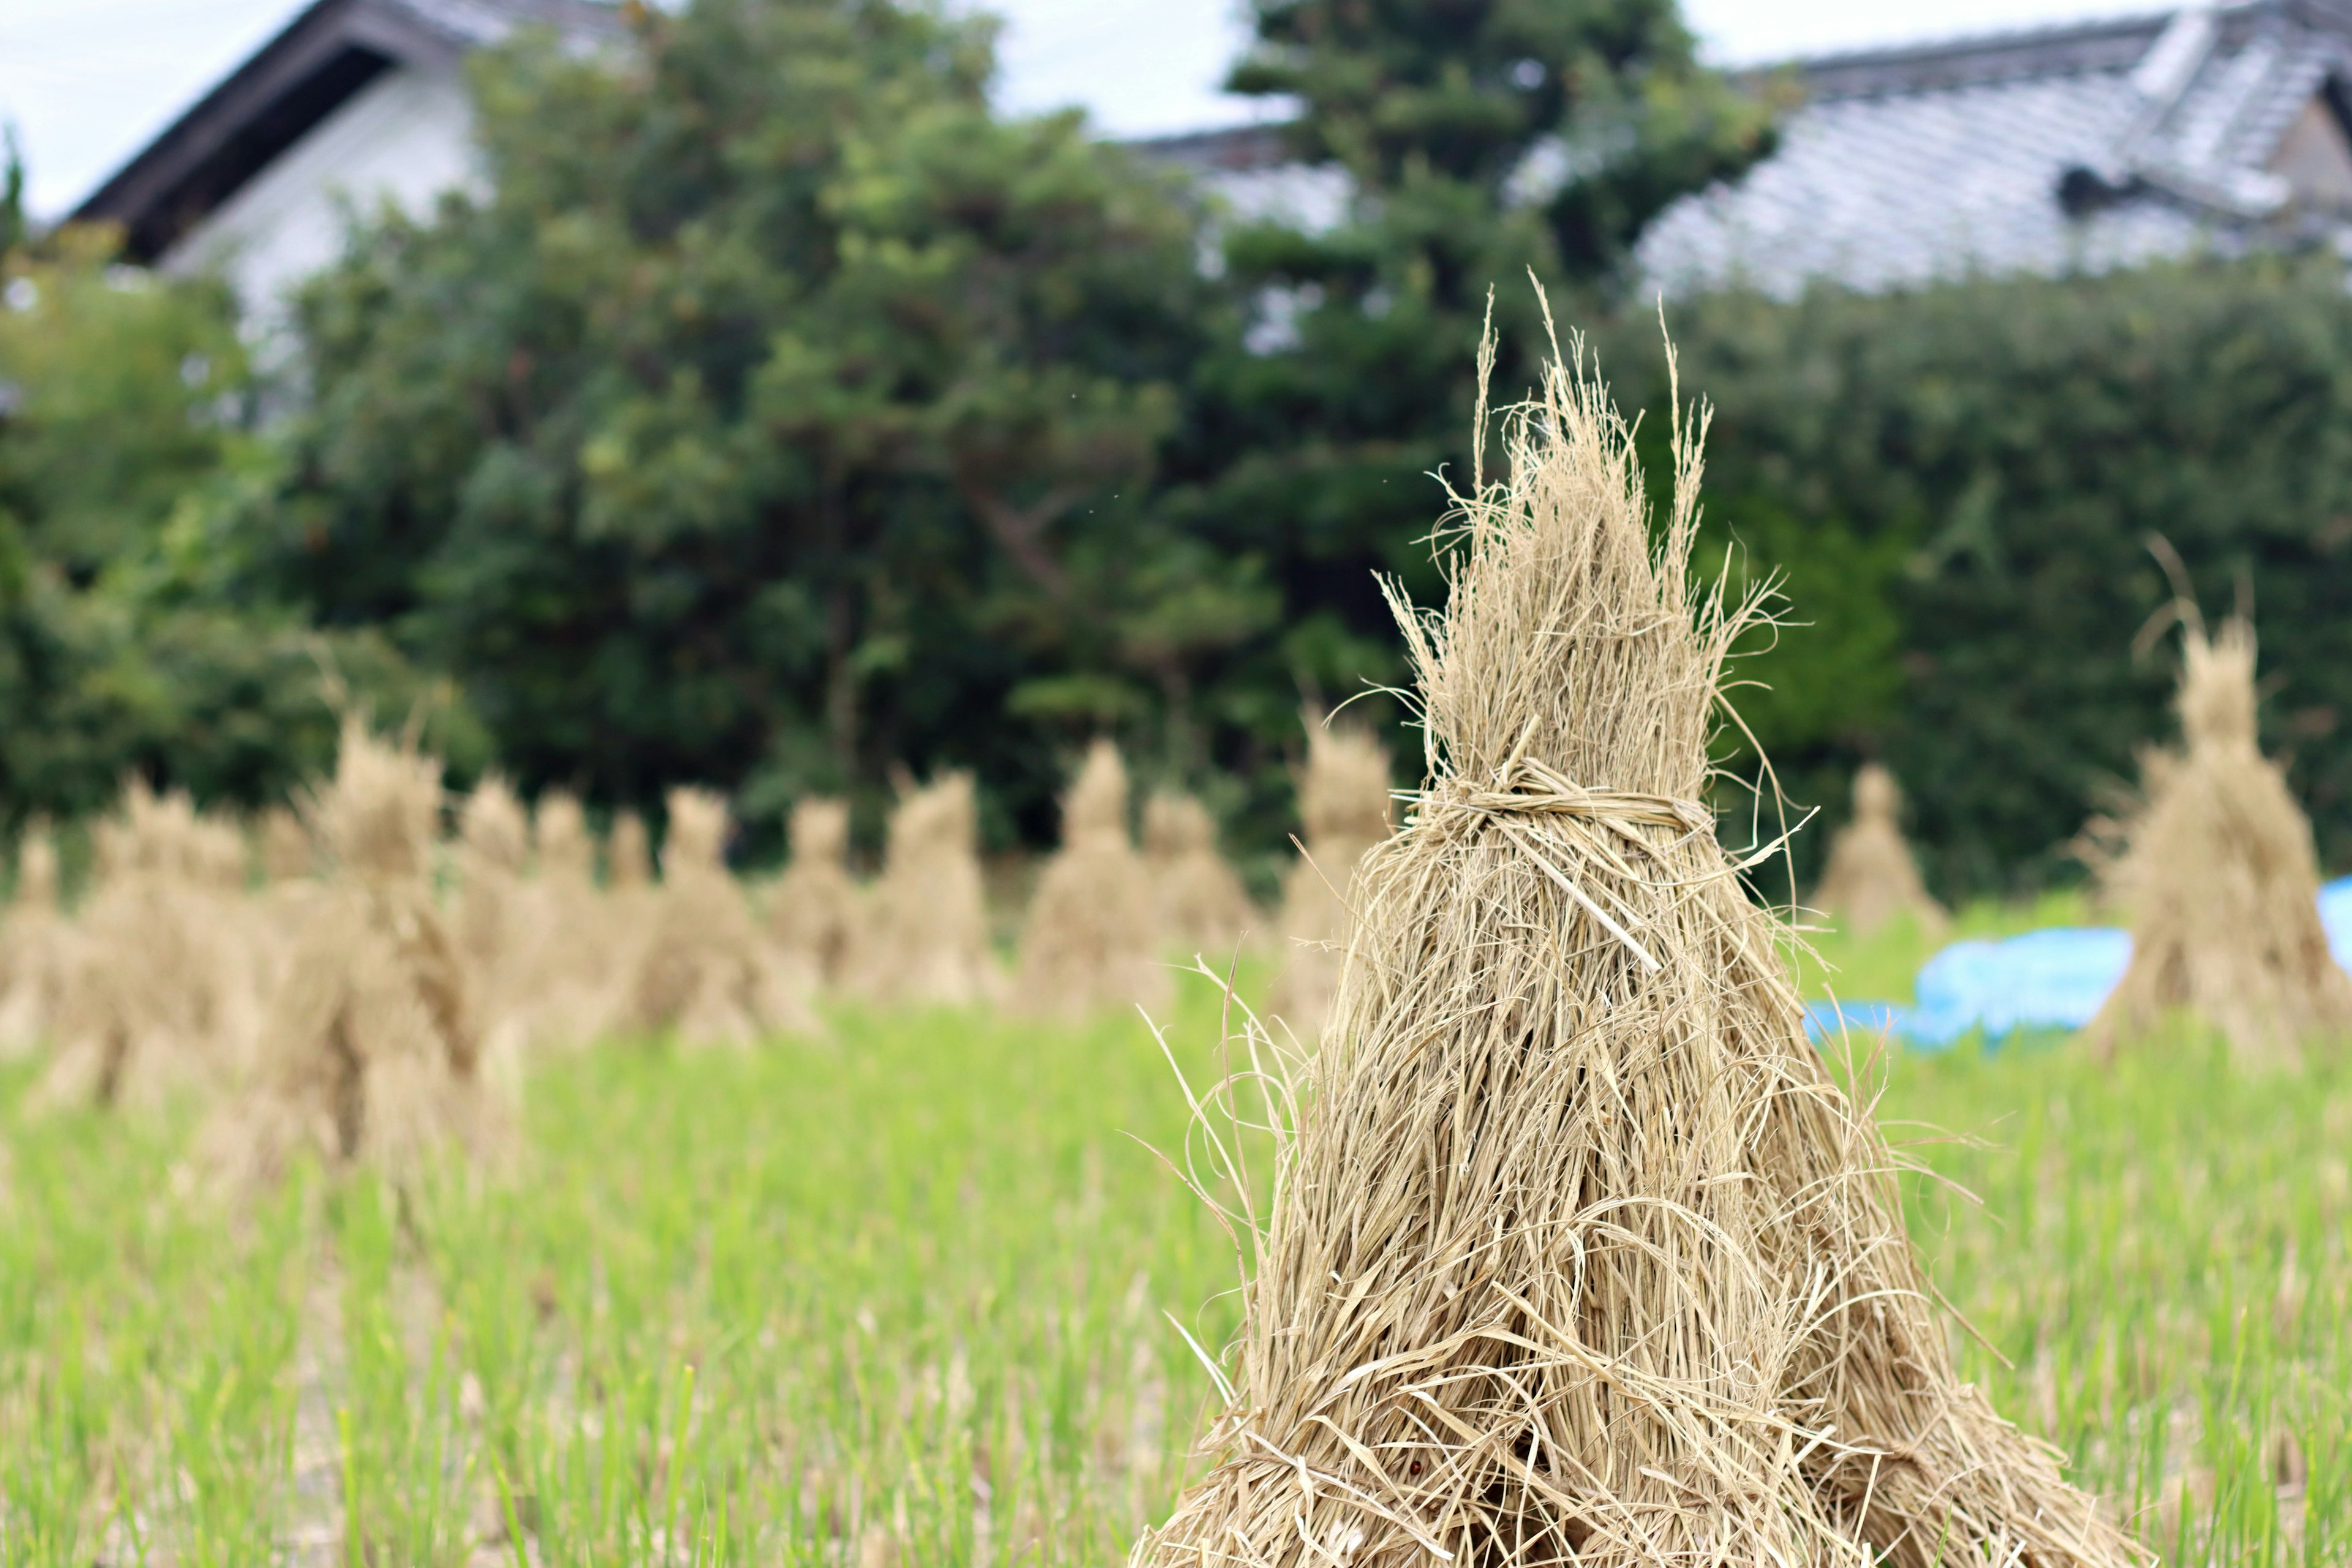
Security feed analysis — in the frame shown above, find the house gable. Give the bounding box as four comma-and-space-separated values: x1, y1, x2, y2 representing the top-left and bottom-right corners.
69, 0, 621, 266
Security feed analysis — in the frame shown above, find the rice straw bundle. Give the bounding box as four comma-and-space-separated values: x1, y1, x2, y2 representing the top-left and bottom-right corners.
1266, 720, 1392, 1039
508, 790, 624, 1049
626, 788, 819, 1046
0, 823, 71, 1058
456, 777, 533, 1061
2086, 617, 2352, 1065
257, 804, 315, 882
608, 810, 652, 889
1143, 791, 1257, 958
769, 797, 861, 988
846, 771, 999, 1008
1810, 763, 1947, 938
208, 718, 500, 1188
1014, 741, 1167, 1019
39, 783, 260, 1109
1136, 327, 2139, 1568
244, 804, 326, 1014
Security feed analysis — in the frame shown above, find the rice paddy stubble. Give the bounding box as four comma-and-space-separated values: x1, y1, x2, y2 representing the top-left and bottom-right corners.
0, 975, 2343, 1562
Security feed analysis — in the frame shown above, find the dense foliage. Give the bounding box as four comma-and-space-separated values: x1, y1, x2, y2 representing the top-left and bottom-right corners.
239, 0, 1217, 848
17, 0, 2352, 894
1602, 258, 2352, 895
224, 0, 1770, 853
1158, 0, 1773, 790
0, 234, 448, 829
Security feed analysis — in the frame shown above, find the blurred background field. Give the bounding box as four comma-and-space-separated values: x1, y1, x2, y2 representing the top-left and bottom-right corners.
2, 957, 2343, 1565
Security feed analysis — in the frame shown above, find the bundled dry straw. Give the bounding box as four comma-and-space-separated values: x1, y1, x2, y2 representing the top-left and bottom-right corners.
1144, 790, 1257, 958
625, 788, 817, 1046
38, 783, 262, 1110
847, 771, 998, 1008
1267, 720, 1392, 1039
257, 804, 315, 882
608, 810, 653, 890
0, 822, 70, 1058
769, 797, 861, 989
1810, 763, 1947, 938
507, 789, 624, 1049
2086, 616, 2352, 1065
455, 777, 533, 1065
1136, 325, 2141, 1568
211, 719, 499, 1187
1015, 740, 1167, 1019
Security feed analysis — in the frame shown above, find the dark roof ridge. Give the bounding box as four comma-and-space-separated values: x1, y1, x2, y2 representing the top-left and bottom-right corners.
69, 0, 622, 255
1774, 6, 2199, 100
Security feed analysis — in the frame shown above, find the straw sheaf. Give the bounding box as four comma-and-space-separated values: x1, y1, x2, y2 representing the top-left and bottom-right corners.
626, 788, 819, 1047
846, 772, 1000, 1008
459, 777, 532, 876
208, 879, 503, 1191
257, 805, 316, 882
1298, 723, 1394, 848
207, 722, 500, 1189
1269, 722, 1393, 1041
1136, 326, 2139, 1567
2087, 618, 2352, 1065
35, 785, 265, 1109
1811, 764, 1947, 939
608, 812, 654, 889
0, 827, 70, 1060
456, 778, 535, 1069
300, 718, 443, 882
505, 790, 627, 1051
1144, 791, 1259, 957
1016, 741, 1167, 1019
771, 797, 861, 989
536, 792, 595, 879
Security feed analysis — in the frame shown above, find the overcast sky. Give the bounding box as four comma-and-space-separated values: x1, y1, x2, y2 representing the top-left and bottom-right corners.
2, 0, 2161, 218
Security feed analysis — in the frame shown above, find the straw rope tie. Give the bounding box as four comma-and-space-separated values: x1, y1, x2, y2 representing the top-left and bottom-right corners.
1409, 760, 1713, 973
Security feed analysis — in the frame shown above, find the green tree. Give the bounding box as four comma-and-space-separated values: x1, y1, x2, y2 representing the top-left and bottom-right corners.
0, 124, 24, 260
1604, 257, 2352, 897
1157, 0, 1776, 800
0, 231, 447, 823
250, 0, 1229, 841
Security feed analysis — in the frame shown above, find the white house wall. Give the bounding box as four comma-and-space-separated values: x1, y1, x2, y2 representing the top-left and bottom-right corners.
162, 63, 479, 317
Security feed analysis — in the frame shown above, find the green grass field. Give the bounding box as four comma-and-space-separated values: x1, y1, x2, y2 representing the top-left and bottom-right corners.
1, 925, 2345, 1564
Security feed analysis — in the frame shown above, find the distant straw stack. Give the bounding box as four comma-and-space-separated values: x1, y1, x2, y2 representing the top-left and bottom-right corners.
511, 790, 622, 1049
608, 810, 652, 890
455, 777, 533, 1067
1015, 741, 1167, 1019
627, 788, 818, 1046
0, 823, 71, 1059
847, 772, 998, 1008
257, 805, 315, 882
2087, 617, 2352, 1065
39, 783, 260, 1110
770, 797, 860, 989
1142, 791, 1256, 959
209, 719, 500, 1187
1811, 763, 1947, 938
1136, 326, 2139, 1568
1266, 720, 1391, 1039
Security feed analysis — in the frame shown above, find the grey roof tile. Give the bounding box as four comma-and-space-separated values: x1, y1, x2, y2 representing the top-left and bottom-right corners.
1638, 0, 2352, 296
1141, 2, 2352, 298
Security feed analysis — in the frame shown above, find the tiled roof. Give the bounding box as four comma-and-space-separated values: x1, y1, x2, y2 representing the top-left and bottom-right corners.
1640, 2, 2352, 295
1137, 2, 2352, 296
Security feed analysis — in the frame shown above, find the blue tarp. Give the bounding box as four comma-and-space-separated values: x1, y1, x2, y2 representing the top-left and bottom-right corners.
1810, 876, 2352, 1047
